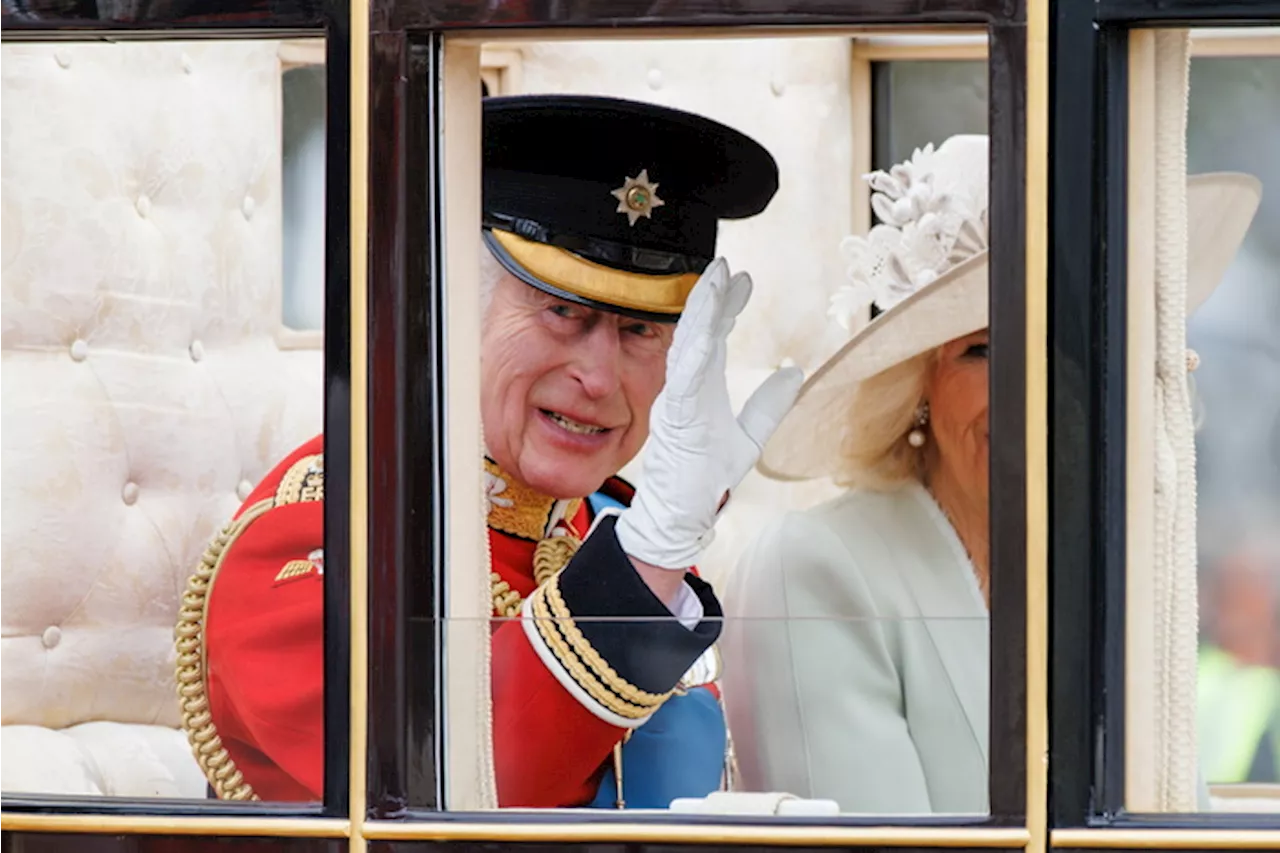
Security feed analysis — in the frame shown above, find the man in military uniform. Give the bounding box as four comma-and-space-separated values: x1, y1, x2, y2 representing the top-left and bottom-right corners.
176, 94, 801, 808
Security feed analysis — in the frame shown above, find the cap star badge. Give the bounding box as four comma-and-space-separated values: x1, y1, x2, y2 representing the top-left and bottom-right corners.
610, 169, 665, 226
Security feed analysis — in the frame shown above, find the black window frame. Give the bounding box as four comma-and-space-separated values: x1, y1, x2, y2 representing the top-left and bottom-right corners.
1048, 0, 1280, 832
367, 0, 1032, 834
0, 0, 354, 822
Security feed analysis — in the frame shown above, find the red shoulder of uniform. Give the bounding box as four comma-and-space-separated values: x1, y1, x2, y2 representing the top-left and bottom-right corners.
179, 433, 326, 802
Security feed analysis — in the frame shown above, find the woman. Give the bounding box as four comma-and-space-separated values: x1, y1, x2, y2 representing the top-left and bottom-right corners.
720, 134, 1262, 814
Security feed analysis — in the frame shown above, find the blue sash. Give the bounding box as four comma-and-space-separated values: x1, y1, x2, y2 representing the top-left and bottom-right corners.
587, 491, 628, 516
587, 686, 726, 809
583, 488, 726, 809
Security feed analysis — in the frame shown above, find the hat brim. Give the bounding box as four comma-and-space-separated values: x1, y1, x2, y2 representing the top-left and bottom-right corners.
759, 171, 1262, 482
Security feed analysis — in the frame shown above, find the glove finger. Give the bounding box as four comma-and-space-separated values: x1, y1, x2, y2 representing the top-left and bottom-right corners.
711, 271, 751, 342
669, 320, 735, 427
736, 365, 806, 450
665, 331, 718, 424
665, 259, 727, 391
719, 270, 753, 331
670, 257, 727, 361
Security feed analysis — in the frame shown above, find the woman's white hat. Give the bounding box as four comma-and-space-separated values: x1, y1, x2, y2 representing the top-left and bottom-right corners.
759, 134, 1263, 482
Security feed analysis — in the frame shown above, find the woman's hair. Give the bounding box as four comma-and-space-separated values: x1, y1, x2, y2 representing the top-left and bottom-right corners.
832, 348, 936, 491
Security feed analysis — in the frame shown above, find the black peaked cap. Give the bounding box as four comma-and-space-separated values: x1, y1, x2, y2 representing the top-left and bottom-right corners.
482, 94, 780, 277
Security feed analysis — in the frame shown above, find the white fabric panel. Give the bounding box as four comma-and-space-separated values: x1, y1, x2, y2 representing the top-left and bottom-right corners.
2, 40, 322, 797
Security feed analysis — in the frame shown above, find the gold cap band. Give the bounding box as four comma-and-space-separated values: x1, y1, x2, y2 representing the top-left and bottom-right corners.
490, 229, 699, 316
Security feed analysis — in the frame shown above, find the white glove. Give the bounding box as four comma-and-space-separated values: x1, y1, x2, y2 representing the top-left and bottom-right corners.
614, 258, 805, 570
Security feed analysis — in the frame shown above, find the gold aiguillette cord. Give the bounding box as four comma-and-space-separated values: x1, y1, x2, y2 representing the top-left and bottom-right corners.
611, 730, 633, 809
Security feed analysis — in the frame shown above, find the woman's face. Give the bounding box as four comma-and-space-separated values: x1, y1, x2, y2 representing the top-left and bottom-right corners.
925, 329, 990, 504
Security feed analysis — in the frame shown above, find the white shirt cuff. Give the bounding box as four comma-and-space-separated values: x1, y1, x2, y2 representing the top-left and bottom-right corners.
587, 507, 704, 630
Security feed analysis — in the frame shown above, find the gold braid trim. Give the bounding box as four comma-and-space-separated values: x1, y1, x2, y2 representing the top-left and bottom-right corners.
490, 572, 523, 619
533, 534, 579, 586
174, 499, 274, 801
176, 454, 326, 800
490, 533, 581, 618
484, 457, 581, 542
529, 583, 659, 720
543, 573, 672, 708
275, 454, 324, 506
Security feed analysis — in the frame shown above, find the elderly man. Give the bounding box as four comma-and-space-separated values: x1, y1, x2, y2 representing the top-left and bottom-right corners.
177, 94, 799, 808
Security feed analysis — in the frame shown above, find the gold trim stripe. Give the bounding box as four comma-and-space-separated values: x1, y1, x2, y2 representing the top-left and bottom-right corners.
491, 228, 697, 315
0, 815, 349, 837
1024, 1, 1050, 852
1051, 828, 1280, 849
361, 820, 1031, 846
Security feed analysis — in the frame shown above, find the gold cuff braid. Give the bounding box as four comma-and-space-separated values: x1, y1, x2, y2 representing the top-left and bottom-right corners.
528, 573, 672, 720
542, 574, 671, 708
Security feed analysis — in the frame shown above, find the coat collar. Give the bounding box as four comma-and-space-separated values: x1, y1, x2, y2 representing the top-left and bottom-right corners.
483, 457, 583, 542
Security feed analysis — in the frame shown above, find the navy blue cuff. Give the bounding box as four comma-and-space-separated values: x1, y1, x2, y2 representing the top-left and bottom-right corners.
525, 515, 721, 719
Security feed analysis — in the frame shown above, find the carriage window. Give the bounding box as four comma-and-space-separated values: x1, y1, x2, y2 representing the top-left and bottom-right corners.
1187, 52, 1280, 806
1, 38, 326, 804
431, 32, 1002, 818
872, 59, 988, 168
279, 41, 327, 345
1122, 28, 1280, 815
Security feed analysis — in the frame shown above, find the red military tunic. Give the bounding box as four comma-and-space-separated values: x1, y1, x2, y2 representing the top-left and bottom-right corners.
188, 436, 722, 805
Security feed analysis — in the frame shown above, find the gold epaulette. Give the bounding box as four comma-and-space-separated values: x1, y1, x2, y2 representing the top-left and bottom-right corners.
173, 453, 324, 801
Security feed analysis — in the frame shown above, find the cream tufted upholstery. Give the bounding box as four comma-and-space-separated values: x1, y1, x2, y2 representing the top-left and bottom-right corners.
1, 41, 323, 797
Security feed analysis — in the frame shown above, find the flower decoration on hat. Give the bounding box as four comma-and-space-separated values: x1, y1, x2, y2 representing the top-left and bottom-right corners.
829, 139, 989, 331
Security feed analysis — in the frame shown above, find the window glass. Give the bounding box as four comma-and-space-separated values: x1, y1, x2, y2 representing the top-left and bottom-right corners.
874, 59, 988, 167
1119, 32, 1280, 815
434, 36, 996, 817
1, 38, 326, 804
281, 61, 327, 335
1186, 54, 1280, 807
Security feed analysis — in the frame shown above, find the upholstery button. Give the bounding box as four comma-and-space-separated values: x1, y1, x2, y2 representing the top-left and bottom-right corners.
136, 194, 151, 218
647, 68, 663, 90
237, 479, 254, 501
70, 339, 88, 362
55, 50, 71, 69
241, 195, 256, 220
181, 52, 194, 74
122, 481, 139, 505
770, 75, 786, 97
189, 340, 205, 362
42, 626, 62, 649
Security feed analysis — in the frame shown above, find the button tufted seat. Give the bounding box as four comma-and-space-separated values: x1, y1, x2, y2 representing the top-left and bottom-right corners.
2, 40, 322, 798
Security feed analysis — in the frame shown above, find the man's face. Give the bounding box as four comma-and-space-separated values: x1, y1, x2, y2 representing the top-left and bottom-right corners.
481, 268, 676, 499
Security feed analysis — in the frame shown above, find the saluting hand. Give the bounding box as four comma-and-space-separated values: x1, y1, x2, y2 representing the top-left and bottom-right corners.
615, 257, 805, 572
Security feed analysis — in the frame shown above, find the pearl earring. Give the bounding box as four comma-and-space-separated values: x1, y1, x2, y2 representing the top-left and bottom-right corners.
907, 401, 930, 448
